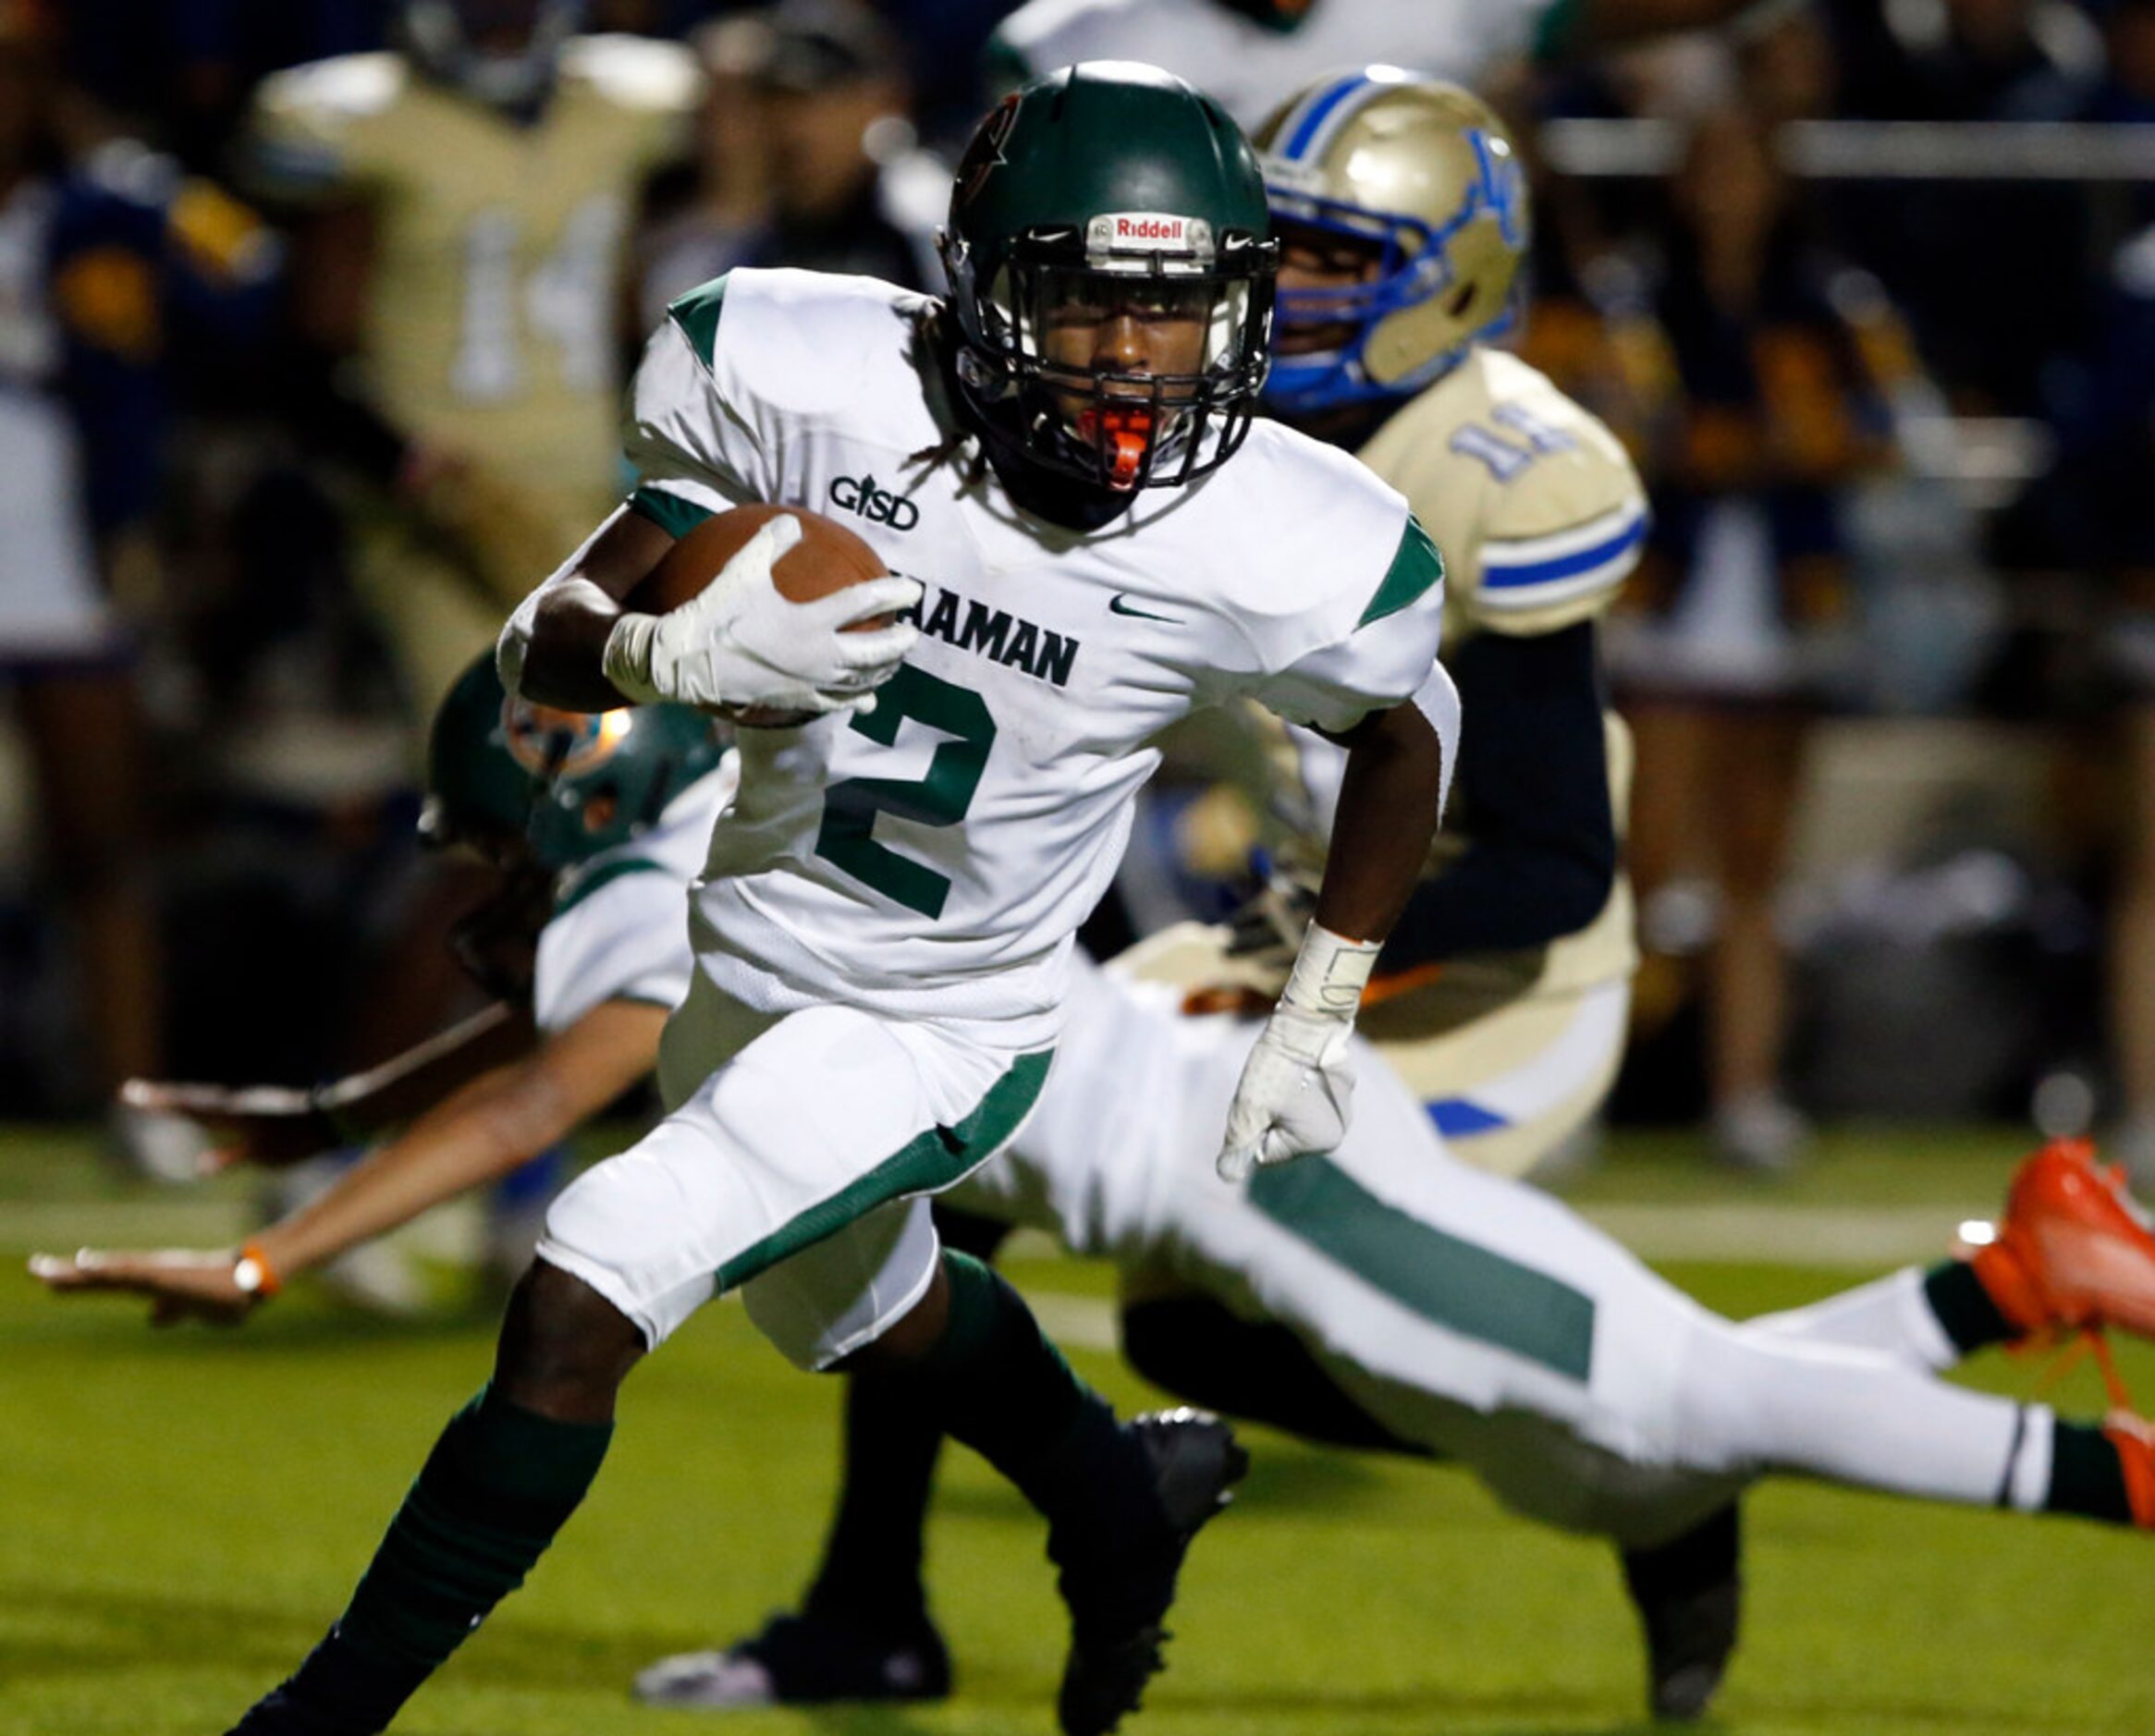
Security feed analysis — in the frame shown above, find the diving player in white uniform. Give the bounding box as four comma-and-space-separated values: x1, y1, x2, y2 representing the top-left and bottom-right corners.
36, 654, 729, 1316
210, 64, 1459, 1736
631, 76, 2155, 1726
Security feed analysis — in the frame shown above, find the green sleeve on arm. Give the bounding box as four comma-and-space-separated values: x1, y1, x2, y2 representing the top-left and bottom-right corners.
667, 273, 729, 370
625, 485, 712, 540
1358, 515, 1447, 630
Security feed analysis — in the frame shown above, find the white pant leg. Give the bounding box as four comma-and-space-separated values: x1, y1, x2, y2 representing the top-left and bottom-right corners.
1745, 1268, 1960, 1373
1671, 1317, 2054, 1513
983, 957, 2054, 1543
541, 972, 1051, 1362
741, 1197, 942, 1371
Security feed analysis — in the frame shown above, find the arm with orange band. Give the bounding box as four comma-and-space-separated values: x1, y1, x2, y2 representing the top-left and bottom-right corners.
30, 1000, 664, 1326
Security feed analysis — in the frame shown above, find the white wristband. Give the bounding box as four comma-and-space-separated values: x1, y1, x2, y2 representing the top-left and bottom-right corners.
601, 613, 662, 704
1280, 923, 1382, 1020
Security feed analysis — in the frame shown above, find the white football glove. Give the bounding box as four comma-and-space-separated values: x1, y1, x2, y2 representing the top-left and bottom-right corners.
1216, 923, 1383, 1184
603, 514, 923, 715
1216, 1001, 1356, 1183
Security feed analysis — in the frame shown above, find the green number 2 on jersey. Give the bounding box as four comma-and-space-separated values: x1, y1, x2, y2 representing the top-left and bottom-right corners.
814, 666, 995, 919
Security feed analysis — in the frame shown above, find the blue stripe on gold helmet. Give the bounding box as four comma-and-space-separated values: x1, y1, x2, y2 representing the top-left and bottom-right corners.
1256, 68, 1529, 416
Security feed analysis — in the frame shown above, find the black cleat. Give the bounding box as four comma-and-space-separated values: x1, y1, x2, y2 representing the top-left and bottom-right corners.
1620, 1501, 1743, 1721
632, 1608, 952, 1707
1054, 1408, 1248, 1736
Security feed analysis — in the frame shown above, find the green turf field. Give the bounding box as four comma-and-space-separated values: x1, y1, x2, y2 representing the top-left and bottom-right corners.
5, 1125, 2150, 1736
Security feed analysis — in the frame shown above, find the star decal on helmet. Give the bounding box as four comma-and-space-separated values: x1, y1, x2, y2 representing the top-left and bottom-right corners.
957, 92, 1020, 209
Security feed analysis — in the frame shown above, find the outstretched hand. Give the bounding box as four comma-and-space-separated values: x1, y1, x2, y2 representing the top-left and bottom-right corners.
29, 1247, 259, 1326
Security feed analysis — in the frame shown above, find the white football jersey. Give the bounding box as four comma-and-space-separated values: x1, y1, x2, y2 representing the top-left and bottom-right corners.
616, 269, 1447, 1038
993, 0, 1570, 129
530, 759, 733, 1034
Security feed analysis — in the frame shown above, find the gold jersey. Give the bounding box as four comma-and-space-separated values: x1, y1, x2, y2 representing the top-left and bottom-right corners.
250, 35, 700, 537
1265, 347, 1647, 1047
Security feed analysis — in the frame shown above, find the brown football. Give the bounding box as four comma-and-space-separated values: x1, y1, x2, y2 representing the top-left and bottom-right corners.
631, 503, 894, 727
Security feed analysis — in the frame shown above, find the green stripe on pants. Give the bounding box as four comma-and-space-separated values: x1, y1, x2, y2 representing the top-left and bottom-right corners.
1247, 1156, 1597, 1381
716, 1046, 1054, 1291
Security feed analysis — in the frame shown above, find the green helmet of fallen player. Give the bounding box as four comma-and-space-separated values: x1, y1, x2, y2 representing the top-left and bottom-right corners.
940, 61, 1279, 494
422, 652, 723, 870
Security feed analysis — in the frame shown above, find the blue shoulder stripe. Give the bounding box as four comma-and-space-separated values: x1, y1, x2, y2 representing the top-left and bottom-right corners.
1482, 513, 1646, 591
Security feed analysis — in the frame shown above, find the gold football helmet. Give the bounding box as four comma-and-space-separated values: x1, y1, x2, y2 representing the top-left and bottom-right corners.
1255, 68, 1528, 413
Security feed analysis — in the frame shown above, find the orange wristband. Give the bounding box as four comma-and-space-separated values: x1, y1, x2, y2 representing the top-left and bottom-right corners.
232, 1241, 282, 1300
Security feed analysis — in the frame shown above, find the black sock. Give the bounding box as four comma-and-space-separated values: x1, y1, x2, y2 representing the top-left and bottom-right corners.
2044, 1421, 2136, 1524
237, 1385, 612, 1733
1921, 1260, 2018, 1354
1121, 1296, 1430, 1456
802, 1209, 1013, 1638
802, 1373, 947, 1633
912, 1253, 1157, 1548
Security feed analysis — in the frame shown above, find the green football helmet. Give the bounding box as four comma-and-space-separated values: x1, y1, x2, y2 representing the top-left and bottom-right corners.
422, 653, 723, 871
940, 62, 1279, 493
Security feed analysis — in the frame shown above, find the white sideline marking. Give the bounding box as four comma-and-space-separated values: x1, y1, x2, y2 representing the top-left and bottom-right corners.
4, 1200, 251, 1251
1575, 1202, 1978, 1267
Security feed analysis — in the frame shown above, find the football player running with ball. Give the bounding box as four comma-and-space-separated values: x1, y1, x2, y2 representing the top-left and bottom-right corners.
215, 64, 1458, 1736
629, 74, 2155, 1725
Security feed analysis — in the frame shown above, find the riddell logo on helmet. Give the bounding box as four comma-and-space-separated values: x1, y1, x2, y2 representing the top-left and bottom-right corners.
1086, 213, 1215, 259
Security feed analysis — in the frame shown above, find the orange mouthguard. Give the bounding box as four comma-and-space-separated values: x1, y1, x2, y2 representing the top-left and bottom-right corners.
1080, 405, 1155, 488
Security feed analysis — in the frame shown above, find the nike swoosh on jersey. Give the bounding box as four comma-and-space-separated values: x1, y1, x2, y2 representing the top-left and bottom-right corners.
1108, 594, 1183, 624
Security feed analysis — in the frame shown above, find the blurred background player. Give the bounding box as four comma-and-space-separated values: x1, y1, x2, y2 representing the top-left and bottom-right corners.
231, 2, 700, 1260
243, 0, 701, 726
1250, 69, 1643, 1181
639, 0, 944, 318
1601, 99, 1895, 1171
0, 6, 276, 1167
